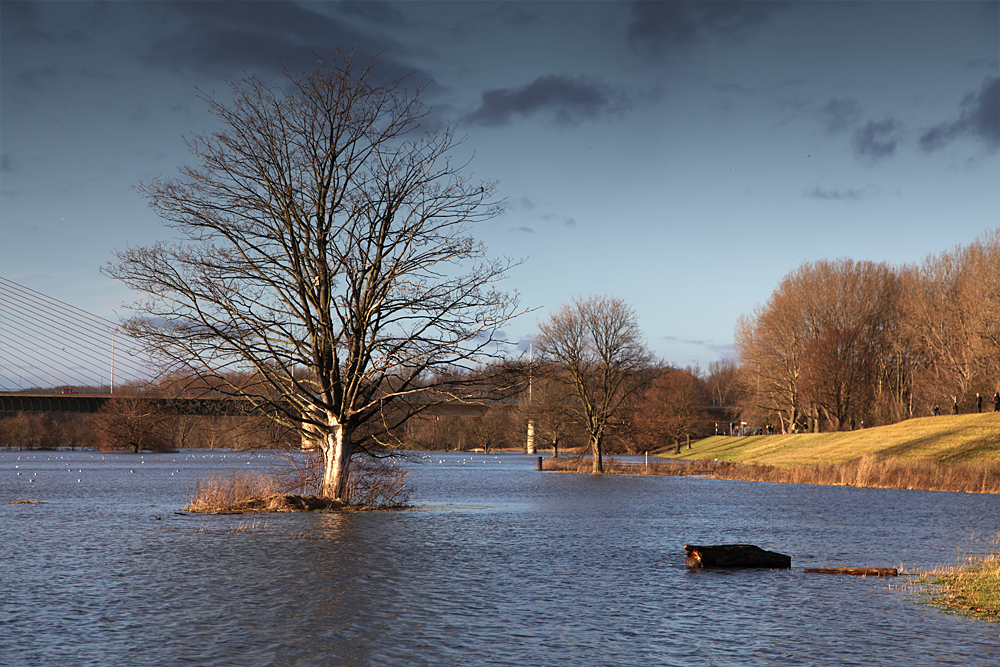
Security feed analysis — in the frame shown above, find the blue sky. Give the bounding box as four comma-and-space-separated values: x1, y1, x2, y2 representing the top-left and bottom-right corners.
2, 1, 998, 373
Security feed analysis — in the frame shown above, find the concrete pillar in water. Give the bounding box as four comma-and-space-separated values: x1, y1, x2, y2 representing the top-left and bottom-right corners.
526, 419, 536, 454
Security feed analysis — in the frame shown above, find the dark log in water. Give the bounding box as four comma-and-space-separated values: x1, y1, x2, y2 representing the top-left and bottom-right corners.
684, 544, 792, 569
804, 567, 898, 577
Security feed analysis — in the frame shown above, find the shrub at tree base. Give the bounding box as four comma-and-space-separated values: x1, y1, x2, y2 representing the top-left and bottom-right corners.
185, 455, 412, 513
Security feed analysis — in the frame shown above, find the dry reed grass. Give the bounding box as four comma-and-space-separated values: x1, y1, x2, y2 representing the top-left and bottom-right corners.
708, 455, 1000, 494
183, 469, 323, 514
543, 456, 722, 477
542, 454, 1000, 494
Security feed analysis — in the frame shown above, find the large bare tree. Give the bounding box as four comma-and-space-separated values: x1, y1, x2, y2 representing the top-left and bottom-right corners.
105, 52, 521, 501
534, 295, 653, 473
736, 259, 904, 432
904, 228, 1000, 411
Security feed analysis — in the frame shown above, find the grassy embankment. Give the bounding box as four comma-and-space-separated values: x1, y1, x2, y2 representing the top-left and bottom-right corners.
544, 412, 1000, 492
656, 412, 1000, 494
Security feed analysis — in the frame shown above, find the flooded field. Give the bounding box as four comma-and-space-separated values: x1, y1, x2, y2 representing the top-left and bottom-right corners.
2, 449, 998, 666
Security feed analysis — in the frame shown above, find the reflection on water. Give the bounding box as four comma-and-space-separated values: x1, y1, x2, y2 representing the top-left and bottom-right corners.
1, 450, 998, 666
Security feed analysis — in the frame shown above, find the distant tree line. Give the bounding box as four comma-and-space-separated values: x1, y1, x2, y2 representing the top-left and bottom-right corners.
9, 229, 993, 453
0, 375, 298, 452
735, 228, 1000, 432
0, 405, 295, 453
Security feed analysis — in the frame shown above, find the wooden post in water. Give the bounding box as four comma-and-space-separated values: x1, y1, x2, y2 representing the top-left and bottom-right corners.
536, 456, 543, 471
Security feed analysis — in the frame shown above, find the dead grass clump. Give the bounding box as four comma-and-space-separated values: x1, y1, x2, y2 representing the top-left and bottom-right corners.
186, 453, 412, 513
185, 470, 285, 513
914, 535, 1000, 623
184, 468, 349, 513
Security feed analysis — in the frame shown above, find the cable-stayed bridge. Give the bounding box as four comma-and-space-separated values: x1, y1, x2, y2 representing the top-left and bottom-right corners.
0, 277, 488, 417
0, 276, 153, 393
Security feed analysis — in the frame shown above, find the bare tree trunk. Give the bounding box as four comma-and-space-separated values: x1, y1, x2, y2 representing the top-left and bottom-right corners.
321, 422, 354, 502
591, 433, 603, 473
303, 407, 355, 501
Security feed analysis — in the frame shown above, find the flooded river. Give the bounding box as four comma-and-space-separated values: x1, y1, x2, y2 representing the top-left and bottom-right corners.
1, 450, 998, 666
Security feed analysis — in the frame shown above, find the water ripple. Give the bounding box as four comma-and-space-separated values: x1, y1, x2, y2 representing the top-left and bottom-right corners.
1, 451, 998, 665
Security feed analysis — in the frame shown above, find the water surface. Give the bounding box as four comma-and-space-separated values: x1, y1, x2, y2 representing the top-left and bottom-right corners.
2, 450, 998, 666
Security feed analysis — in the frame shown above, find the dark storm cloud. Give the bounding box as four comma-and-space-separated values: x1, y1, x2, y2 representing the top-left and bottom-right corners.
852, 118, 904, 164
137, 1, 418, 83
336, 1, 407, 27
3, 1, 86, 44
1, 1, 38, 23
13, 65, 58, 91
1, 154, 15, 173
819, 97, 862, 135
919, 76, 1000, 153
77, 67, 116, 82
627, 1, 786, 58
463, 75, 628, 127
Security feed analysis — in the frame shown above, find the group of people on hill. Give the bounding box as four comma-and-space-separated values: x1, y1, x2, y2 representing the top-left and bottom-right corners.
933, 391, 1000, 417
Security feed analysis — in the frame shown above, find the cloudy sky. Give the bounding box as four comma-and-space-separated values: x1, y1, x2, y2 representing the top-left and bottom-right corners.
2, 0, 998, 373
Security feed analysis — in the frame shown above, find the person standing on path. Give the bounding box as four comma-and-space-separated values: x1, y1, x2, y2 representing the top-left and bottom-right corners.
994, 391, 1000, 412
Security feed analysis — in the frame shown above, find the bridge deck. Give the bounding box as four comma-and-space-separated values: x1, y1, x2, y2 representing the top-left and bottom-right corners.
0, 393, 490, 417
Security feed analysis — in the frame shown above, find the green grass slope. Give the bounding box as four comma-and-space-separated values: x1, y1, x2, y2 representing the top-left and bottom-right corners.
663, 412, 1000, 467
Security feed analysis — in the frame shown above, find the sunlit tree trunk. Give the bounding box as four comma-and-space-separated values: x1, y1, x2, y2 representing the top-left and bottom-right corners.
590, 432, 604, 473
321, 423, 353, 502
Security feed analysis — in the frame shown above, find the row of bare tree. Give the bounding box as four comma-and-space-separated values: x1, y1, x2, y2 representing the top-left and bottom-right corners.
0, 400, 293, 452
393, 295, 726, 471
735, 228, 1000, 432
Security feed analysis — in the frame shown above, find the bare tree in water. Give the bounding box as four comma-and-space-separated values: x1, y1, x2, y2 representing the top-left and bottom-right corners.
106, 52, 522, 501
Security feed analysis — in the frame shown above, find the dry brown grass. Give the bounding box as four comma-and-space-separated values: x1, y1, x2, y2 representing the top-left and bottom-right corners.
542, 454, 1000, 494
183, 469, 335, 513
185, 454, 412, 513
708, 455, 1000, 494
543, 456, 722, 477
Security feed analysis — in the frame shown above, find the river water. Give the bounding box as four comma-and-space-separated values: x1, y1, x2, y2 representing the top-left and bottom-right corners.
1, 449, 998, 666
